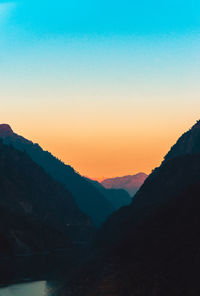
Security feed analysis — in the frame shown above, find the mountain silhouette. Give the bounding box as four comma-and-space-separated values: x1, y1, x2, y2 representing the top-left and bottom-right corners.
63, 120, 200, 296
0, 140, 93, 256
0, 124, 14, 136
86, 178, 132, 210
101, 173, 148, 196
0, 124, 114, 227
164, 120, 200, 162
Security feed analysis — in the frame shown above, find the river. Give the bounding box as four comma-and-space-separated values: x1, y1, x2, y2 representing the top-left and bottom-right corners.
0, 253, 76, 296
0, 281, 48, 296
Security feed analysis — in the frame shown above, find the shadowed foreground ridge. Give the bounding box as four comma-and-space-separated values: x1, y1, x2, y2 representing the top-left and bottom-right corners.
0, 140, 93, 256
164, 119, 200, 162
63, 120, 200, 296
0, 124, 115, 227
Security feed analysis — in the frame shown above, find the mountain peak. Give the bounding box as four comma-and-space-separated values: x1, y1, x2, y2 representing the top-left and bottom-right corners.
191, 120, 200, 129
101, 173, 148, 196
164, 119, 200, 163
0, 124, 14, 136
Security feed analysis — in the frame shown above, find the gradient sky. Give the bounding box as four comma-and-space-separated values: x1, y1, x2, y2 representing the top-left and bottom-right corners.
0, 0, 200, 179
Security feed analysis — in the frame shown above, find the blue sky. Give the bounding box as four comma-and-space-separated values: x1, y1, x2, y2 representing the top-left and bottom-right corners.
0, 0, 200, 178
2, 0, 200, 36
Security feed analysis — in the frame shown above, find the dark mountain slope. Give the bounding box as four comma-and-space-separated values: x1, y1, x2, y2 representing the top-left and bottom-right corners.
97, 152, 200, 248
0, 124, 114, 226
63, 120, 200, 295
0, 140, 93, 256
164, 120, 200, 162
86, 178, 131, 210
96, 121, 200, 246
66, 168, 200, 295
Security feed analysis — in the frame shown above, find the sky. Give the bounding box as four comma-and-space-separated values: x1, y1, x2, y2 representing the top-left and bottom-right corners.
0, 0, 200, 179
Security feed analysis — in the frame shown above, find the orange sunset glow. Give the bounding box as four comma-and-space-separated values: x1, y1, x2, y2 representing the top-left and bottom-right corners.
1, 1, 200, 293
1, 2, 200, 179
3, 112, 199, 179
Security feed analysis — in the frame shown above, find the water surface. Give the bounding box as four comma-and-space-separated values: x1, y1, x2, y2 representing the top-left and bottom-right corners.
0, 281, 47, 296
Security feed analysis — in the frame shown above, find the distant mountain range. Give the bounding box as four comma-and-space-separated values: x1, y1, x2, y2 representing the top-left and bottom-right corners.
63, 120, 200, 296
101, 173, 148, 196
0, 124, 129, 226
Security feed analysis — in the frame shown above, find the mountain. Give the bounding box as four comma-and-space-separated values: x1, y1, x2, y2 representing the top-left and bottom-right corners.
0, 124, 114, 227
63, 120, 200, 295
101, 173, 148, 196
0, 140, 93, 256
164, 120, 200, 162
86, 178, 131, 210
97, 121, 200, 246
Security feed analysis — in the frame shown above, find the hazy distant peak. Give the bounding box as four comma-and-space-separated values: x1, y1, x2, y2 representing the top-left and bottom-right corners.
102, 173, 148, 184
0, 124, 13, 136
101, 173, 148, 197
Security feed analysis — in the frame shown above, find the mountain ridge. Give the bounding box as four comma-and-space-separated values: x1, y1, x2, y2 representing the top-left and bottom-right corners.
0, 124, 115, 226
164, 120, 200, 162
101, 172, 148, 196
0, 140, 93, 256
86, 178, 132, 210
63, 119, 200, 295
